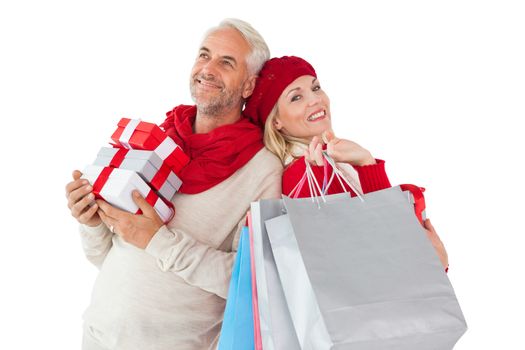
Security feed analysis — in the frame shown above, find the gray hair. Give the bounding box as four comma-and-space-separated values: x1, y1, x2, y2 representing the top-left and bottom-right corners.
204, 18, 270, 76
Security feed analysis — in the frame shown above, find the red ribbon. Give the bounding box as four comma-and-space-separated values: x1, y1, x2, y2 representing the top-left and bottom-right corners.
92, 167, 114, 200
136, 190, 176, 222
136, 190, 160, 215
163, 147, 189, 173
109, 148, 129, 168
149, 163, 171, 191
109, 145, 174, 200
91, 165, 175, 223
400, 184, 426, 225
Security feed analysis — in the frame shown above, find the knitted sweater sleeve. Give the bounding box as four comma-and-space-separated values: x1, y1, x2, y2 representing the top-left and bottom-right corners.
145, 226, 236, 299
354, 159, 392, 193
79, 222, 113, 269
282, 156, 391, 198
144, 154, 282, 299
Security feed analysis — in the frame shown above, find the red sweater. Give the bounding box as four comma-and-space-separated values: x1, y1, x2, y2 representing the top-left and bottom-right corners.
282, 157, 391, 197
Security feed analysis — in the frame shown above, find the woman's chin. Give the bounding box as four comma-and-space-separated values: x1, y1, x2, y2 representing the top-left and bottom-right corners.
314, 121, 331, 135
304, 129, 330, 141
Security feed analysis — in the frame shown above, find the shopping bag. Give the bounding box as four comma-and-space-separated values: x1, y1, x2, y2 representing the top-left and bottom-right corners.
247, 214, 263, 350
266, 186, 467, 350
250, 200, 301, 350
218, 227, 254, 350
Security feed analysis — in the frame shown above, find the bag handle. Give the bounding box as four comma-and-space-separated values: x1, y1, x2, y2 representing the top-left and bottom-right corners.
399, 184, 426, 225
287, 152, 364, 203
322, 151, 364, 201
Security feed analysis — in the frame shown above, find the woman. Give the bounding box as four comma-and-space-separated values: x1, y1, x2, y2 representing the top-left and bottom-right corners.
244, 56, 448, 268
244, 55, 391, 198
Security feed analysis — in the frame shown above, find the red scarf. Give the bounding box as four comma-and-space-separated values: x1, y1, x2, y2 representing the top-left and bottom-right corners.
160, 105, 264, 194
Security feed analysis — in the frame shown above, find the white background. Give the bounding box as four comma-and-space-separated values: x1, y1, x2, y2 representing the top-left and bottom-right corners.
1, 0, 523, 349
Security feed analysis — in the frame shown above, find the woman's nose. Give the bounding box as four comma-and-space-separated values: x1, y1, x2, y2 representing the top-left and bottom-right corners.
307, 93, 322, 106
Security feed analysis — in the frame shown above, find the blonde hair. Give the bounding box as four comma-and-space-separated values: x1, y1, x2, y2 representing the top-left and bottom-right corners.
263, 104, 310, 166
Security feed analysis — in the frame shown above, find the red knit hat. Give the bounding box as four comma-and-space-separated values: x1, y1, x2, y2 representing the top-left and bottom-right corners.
244, 56, 317, 128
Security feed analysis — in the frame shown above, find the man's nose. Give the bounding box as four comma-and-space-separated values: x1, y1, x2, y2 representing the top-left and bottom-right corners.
200, 59, 220, 76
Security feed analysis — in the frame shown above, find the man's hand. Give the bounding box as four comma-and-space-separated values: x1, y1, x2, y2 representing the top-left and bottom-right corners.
97, 191, 164, 249
424, 219, 449, 269
66, 170, 102, 227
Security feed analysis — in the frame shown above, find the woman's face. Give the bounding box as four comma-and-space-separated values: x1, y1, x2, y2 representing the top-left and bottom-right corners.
274, 75, 331, 140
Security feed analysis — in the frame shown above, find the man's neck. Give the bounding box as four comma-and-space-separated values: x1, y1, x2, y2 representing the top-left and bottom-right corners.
194, 107, 242, 134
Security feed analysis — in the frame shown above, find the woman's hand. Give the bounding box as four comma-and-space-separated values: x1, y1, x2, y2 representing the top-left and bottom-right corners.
424, 219, 449, 269
304, 136, 325, 166
325, 131, 376, 166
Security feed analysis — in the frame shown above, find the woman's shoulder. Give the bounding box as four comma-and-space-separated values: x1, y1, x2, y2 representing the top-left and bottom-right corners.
283, 155, 306, 175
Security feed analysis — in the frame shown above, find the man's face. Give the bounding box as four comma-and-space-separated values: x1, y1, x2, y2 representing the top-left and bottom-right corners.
190, 28, 253, 116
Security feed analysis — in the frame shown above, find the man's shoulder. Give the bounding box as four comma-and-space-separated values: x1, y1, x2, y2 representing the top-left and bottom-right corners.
234, 147, 283, 181
248, 147, 283, 172
238, 147, 282, 199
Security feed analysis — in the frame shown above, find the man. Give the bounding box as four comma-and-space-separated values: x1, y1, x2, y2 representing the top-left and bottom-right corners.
65, 19, 282, 349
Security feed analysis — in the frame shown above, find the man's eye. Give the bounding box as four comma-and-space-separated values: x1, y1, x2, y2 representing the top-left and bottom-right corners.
223, 60, 234, 68
291, 95, 302, 102
199, 53, 208, 59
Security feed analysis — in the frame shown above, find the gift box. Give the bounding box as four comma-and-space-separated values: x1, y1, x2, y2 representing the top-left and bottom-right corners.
93, 147, 182, 201
81, 164, 174, 223
111, 118, 189, 173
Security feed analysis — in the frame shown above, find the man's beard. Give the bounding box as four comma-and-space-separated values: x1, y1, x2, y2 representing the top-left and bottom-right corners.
190, 75, 243, 117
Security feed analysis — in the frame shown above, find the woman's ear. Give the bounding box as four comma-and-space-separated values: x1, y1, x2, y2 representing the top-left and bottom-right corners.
273, 117, 283, 130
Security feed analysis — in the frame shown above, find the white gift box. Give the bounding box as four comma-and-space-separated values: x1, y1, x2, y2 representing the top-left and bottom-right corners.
81, 164, 174, 223
93, 147, 182, 201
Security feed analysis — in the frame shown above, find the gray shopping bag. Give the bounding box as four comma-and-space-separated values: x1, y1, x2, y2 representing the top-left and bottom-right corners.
266, 186, 467, 350
250, 200, 301, 350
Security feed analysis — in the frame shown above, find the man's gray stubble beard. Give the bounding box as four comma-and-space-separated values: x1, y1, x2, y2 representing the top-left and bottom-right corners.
196, 96, 235, 116
191, 86, 243, 117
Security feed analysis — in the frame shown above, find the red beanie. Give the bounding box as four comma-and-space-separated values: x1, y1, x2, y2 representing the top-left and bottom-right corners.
244, 56, 316, 128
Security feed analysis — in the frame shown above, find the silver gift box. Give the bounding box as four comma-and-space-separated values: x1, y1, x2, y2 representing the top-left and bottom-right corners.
94, 147, 181, 201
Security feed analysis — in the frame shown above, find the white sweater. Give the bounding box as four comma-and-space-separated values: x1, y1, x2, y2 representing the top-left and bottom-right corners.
80, 148, 282, 350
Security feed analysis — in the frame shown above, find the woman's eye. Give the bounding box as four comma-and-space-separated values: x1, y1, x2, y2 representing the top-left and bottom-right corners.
291, 95, 302, 102
313, 85, 321, 91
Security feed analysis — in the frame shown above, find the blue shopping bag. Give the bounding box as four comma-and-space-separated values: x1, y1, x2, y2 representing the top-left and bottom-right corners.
218, 227, 254, 350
